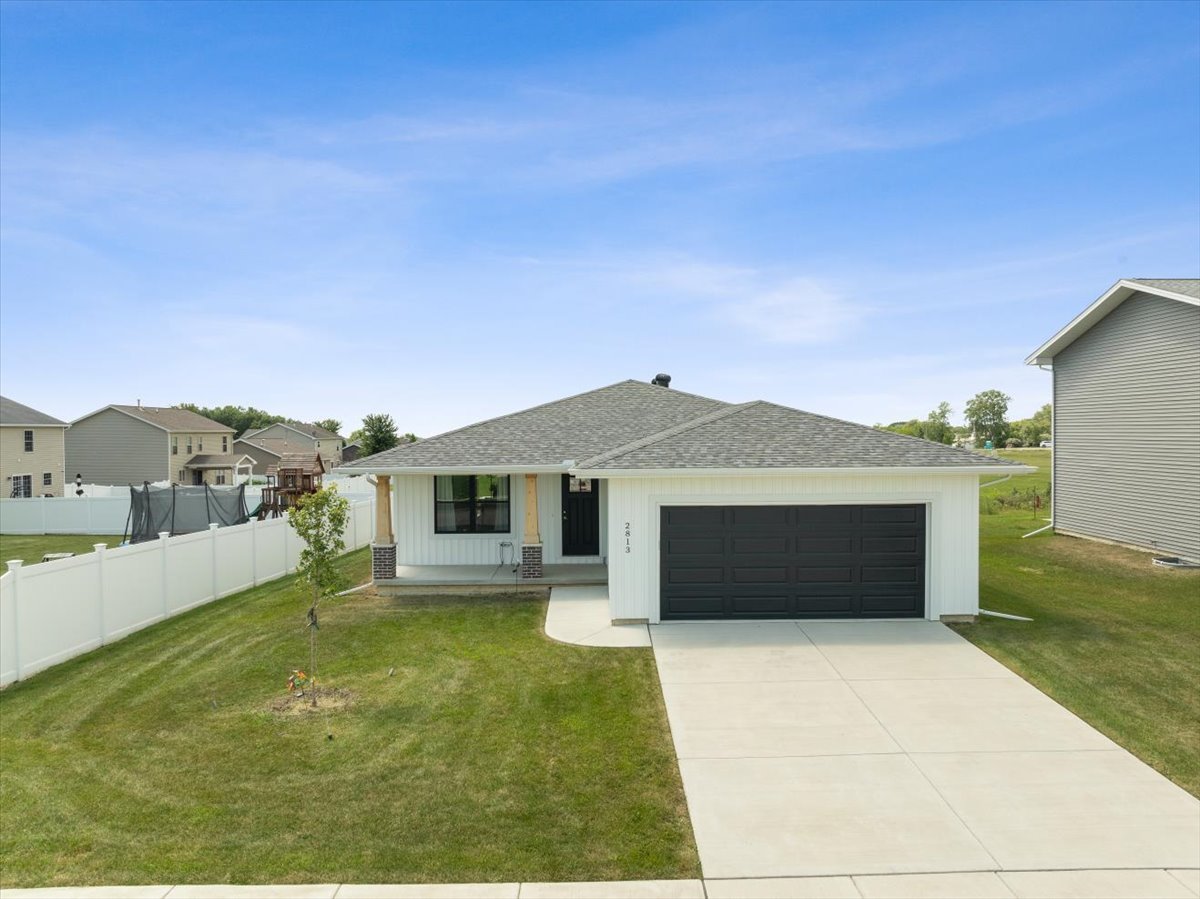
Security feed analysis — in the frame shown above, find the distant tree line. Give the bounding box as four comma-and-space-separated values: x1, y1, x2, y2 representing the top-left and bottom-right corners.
878, 392, 1051, 449
174, 403, 419, 456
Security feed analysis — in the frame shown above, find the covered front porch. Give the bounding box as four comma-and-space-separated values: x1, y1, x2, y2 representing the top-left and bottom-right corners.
368, 470, 608, 585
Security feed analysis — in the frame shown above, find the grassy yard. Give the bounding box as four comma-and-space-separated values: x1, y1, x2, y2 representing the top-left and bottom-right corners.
0, 548, 699, 887
0, 533, 123, 566
955, 448, 1200, 796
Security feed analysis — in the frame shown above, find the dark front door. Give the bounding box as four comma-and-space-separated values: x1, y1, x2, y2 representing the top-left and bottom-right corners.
660, 504, 926, 620
562, 475, 600, 556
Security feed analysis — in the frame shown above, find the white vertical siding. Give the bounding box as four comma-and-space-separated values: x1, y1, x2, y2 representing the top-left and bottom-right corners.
605, 473, 982, 623
392, 473, 607, 566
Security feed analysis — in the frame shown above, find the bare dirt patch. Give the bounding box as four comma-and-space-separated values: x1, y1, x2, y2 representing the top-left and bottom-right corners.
269, 687, 355, 716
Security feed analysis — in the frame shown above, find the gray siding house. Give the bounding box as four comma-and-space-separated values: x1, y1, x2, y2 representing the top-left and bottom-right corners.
1027, 278, 1200, 561
66, 404, 240, 487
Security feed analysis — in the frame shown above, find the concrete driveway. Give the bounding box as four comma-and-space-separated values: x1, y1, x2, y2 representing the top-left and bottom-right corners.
652, 620, 1200, 884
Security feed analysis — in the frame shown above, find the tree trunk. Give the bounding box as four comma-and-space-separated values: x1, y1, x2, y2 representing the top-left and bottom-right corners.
309, 586, 319, 708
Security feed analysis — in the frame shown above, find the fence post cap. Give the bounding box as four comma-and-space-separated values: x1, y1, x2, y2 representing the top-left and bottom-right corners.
93, 543, 107, 553
158, 531, 170, 540
6, 560, 24, 571
209, 522, 220, 531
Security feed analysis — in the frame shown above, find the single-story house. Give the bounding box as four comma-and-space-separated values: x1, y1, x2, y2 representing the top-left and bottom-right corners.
1026, 278, 1200, 561
343, 377, 1028, 623
1, 396, 68, 498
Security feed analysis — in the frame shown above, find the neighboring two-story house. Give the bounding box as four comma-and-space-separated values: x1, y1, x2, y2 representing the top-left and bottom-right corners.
1, 396, 69, 498
66, 403, 252, 487
234, 421, 345, 475
1026, 278, 1200, 562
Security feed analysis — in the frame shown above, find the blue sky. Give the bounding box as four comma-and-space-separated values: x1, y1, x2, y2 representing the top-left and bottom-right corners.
2, 1, 1197, 437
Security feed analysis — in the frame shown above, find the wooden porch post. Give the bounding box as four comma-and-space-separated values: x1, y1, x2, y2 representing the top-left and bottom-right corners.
520, 472, 543, 578
371, 474, 396, 582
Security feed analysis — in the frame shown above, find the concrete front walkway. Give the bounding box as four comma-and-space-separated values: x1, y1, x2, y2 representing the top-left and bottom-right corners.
543, 585, 650, 647
652, 620, 1200, 883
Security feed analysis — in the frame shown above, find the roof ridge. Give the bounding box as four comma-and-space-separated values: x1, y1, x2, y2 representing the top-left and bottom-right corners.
370, 379, 730, 459
577, 401, 762, 467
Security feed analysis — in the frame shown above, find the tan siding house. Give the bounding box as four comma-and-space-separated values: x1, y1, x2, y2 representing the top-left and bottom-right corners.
1, 397, 68, 498
66, 404, 239, 487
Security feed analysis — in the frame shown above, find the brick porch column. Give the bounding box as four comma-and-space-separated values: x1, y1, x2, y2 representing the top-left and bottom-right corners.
520, 472, 542, 579
371, 474, 396, 581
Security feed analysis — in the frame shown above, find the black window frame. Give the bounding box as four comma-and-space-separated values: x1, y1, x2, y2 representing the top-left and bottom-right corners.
43, 472, 53, 486
434, 475, 511, 534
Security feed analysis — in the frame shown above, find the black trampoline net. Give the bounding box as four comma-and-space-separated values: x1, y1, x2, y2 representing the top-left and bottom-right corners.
125, 484, 251, 544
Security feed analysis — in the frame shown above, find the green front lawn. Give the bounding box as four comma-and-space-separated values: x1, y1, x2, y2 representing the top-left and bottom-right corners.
0, 548, 699, 887
0, 533, 123, 566
955, 449, 1200, 796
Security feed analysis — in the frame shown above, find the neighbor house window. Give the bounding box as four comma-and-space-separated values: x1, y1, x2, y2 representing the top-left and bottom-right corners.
216, 472, 226, 485
186, 436, 193, 454
198, 437, 204, 452
43, 472, 53, 486
172, 436, 178, 455
23, 430, 33, 452
434, 475, 510, 533
222, 436, 228, 453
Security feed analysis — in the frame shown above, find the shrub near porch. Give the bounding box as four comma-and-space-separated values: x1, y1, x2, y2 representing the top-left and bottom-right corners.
0, 548, 699, 887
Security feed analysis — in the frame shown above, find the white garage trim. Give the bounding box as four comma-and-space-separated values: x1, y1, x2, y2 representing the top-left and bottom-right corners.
606, 473, 980, 624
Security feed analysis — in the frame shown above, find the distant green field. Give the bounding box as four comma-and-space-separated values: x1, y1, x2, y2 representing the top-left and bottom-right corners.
956, 448, 1200, 796
0, 534, 123, 566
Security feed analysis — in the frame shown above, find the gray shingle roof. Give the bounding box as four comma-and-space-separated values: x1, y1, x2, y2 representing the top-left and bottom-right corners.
577, 401, 1019, 470
347, 380, 1018, 472
345, 380, 728, 469
106, 405, 234, 433
1127, 279, 1200, 299
0, 395, 67, 427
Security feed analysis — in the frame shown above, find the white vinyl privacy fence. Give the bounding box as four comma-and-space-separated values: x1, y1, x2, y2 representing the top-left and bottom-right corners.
1, 475, 376, 536
0, 496, 374, 687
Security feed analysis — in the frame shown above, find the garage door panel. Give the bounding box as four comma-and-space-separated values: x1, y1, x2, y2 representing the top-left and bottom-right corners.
793, 566, 855, 583
860, 592, 924, 615
732, 566, 789, 583
862, 535, 918, 554
730, 506, 790, 527
862, 506, 921, 524
730, 595, 790, 615
667, 566, 725, 584
733, 536, 789, 554
862, 565, 922, 584
661, 504, 926, 620
666, 537, 726, 555
665, 506, 725, 527
664, 596, 726, 617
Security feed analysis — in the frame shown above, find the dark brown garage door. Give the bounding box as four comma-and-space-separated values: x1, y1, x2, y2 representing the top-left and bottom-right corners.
660, 504, 926, 620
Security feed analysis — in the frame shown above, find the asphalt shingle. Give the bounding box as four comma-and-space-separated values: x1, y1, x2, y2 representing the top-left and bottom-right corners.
346, 380, 1018, 472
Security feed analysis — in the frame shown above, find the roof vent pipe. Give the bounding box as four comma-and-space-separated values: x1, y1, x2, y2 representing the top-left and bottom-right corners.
651, 373, 672, 388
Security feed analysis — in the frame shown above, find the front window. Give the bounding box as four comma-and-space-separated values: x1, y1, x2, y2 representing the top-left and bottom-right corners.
434, 475, 510, 533
23, 430, 33, 452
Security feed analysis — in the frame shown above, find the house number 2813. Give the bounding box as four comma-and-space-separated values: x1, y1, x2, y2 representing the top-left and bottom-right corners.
624, 522, 632, 553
